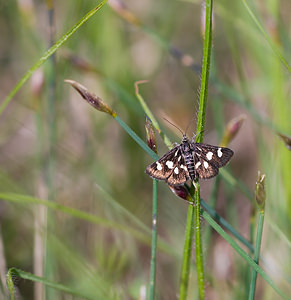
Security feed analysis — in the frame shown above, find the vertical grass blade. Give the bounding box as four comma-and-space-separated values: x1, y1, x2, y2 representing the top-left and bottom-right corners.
195, 0, 213, 141
149, 180, 158, 300
248, 212, 265, 300
249, 173, 266, 299
179, 0, 213, 298
179, 202, 195, 299
195, 0, 213, 298
194, 183, 205, 299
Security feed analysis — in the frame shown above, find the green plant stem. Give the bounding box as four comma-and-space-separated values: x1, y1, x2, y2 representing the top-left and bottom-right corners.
193, 1, 213, 298
179, 201, 195, 299
248, 211, 265, 300
179, 0, 213, 297
0, 0, 108, 116
194, 182, 205, 299
195, 0, 213, 140
149, 180, 158, 300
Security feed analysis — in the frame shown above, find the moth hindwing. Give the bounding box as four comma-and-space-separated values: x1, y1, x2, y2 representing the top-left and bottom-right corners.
146, 135, 233, 186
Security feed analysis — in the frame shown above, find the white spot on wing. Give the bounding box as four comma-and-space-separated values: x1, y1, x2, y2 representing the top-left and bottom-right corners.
217, 148, 223, 158
156, 162, 162, 171
166, 161, 174, 169
178, 156, 182, 162
204, 161, 209, 169
175, 150, 179, 156
174, 167, 179, 174
206, 152, 213, 160
195, 162, 201, 169
180, 164, 187, 171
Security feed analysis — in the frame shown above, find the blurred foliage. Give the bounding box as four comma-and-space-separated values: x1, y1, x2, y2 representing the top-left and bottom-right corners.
0, 0, 291, 299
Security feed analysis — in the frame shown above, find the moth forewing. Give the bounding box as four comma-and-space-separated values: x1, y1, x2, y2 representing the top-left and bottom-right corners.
194, 144, 234, 168
146, 146, 183, 181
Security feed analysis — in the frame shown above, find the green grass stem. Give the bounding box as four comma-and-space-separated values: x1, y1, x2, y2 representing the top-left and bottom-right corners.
248, 211, 265, 300
0, 0, 108, 116
194, 183, 205, 299
192, 1, 213, 298
149, 180, 158, 300
178, 201, 195, 299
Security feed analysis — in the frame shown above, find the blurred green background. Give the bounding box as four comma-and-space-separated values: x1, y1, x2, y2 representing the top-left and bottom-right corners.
0, 0, 291, 299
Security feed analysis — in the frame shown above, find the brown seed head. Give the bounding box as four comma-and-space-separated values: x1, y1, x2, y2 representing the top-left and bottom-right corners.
145, 117, 157, 154
255, 171, 266, 211
65, 79, 116, 117
220, 114, 246, 147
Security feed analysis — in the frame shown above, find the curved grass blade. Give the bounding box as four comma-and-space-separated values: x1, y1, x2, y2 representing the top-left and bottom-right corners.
7, 268, 100, 300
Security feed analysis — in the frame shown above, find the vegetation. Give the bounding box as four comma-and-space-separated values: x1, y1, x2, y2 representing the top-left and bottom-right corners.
0, 0, 291, 299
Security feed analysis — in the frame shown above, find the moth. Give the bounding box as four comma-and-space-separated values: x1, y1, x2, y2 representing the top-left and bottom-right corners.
146, 135, 233, 186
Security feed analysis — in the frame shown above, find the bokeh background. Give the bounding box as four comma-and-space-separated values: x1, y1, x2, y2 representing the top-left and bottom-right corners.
0, 0, 291, 299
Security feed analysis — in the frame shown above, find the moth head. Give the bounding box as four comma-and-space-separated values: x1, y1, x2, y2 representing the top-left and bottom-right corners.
181, 135, 190, 151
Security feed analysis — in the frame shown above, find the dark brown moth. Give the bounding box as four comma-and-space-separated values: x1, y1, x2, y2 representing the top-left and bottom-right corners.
146, 135, 233, 186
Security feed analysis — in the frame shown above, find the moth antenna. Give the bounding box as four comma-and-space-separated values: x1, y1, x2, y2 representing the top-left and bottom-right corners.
163, 118, 184, 136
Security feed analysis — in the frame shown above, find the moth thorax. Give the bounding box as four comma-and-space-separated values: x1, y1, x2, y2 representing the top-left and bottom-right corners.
181, 138, 191, 152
